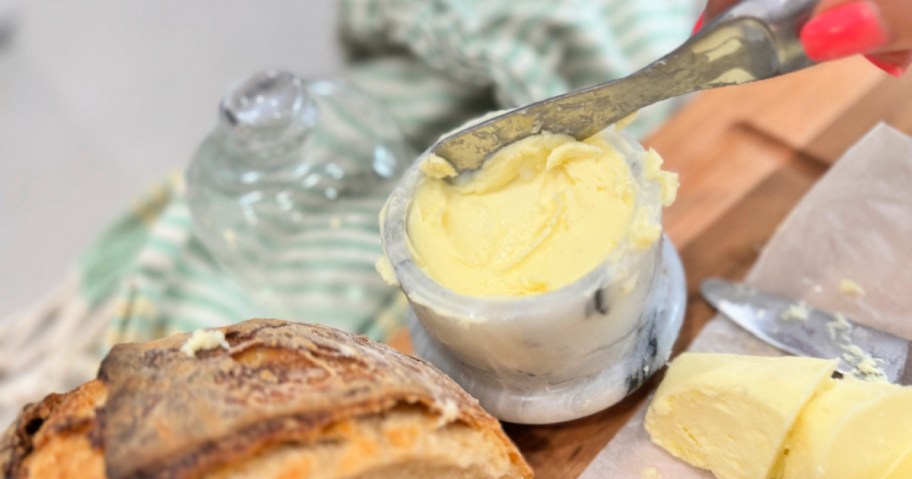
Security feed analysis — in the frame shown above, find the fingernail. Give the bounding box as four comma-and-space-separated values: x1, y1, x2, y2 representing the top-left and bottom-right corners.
691, 12, 705, 36
864, 55, 908, 77
800, 1, 889, 61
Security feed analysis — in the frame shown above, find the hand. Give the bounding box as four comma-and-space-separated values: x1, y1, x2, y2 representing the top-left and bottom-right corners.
696, 0, 911, 77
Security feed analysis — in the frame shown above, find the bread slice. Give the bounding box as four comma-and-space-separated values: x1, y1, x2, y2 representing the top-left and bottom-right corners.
1, 319, 532, 479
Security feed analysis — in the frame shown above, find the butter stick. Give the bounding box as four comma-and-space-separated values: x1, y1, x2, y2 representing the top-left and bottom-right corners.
645, 353, 836, 479
647, 353, 912, 479
783, 376, 912, 479
884, 444, 912, 479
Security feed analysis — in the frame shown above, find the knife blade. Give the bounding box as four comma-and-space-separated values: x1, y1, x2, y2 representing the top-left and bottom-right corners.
701, 278, 912, 385
429, 0, 818, 170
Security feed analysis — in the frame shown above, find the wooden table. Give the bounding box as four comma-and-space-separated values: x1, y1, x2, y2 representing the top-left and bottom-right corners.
391, 57, 912, 478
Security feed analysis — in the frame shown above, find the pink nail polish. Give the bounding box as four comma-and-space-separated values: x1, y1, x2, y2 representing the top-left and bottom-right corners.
800, 1, 889, 61
864, 55, 908, 77
691, 13, 705, 36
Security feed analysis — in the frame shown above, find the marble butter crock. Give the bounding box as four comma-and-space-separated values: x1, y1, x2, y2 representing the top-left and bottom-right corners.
380, 127, 686, 424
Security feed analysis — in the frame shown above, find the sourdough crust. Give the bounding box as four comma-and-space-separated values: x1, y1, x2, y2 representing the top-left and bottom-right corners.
1, 319, 532, 479
92, 319, 531, 479
0, 390, 68, 477
0, 379, 107, 479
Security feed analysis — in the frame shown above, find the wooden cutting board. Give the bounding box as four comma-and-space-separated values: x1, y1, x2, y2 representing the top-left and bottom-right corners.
389, 56, 912, 478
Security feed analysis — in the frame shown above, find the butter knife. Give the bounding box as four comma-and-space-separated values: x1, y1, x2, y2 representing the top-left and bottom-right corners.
701, 278, 912, 385
432, 0, 817, 170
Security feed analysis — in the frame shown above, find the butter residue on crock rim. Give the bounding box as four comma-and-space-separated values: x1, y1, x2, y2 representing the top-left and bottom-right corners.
377, 118, 676, 321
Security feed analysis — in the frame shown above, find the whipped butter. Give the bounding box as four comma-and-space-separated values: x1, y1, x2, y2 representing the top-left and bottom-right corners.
646, 353, 912, 479
406, 131, 677, 297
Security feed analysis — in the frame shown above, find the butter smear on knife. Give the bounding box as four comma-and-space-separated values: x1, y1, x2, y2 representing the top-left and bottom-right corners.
646, 353, 912, 479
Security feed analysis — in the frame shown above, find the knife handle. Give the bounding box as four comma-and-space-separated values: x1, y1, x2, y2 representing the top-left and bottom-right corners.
713, 0, 819, 74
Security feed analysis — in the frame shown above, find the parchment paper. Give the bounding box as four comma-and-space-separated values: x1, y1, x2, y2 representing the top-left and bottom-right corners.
580, 124, 912, 479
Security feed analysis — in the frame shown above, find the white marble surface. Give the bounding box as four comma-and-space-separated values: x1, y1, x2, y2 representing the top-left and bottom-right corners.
0, 0, 340, 319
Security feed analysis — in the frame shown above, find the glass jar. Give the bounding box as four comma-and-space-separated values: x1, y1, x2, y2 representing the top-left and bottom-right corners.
186, 70, 411, 334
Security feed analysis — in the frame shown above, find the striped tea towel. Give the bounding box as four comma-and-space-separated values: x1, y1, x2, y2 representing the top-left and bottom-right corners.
0, 0, 698, 425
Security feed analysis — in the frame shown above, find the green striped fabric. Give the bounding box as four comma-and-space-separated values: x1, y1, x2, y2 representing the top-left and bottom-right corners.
0, 0, 697, 423
342, 0, 699, 145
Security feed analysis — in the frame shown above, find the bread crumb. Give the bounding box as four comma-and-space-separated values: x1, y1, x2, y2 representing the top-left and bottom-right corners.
180, 329, 229, 358
839, 279, 865, 296
640, 466, 662, 479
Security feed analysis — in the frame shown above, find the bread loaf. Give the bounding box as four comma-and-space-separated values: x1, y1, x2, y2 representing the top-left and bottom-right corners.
0, 319, 532, 478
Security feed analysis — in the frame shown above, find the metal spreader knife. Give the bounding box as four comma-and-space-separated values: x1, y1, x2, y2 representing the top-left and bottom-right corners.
432, 0, 819, 171
701, 278, 912, 385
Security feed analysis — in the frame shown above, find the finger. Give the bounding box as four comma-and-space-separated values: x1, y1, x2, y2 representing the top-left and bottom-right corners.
864, 51, 912, 77
867, 0, 912, 51
814, 0, 912, 51
800, 1, 889, 61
